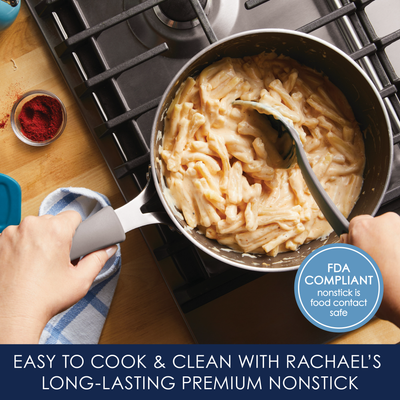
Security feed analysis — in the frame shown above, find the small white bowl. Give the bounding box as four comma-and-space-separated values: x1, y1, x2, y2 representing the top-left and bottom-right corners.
10, 90, 67, 146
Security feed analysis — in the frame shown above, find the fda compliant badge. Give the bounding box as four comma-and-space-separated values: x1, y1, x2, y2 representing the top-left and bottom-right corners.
294, 244, 383, 333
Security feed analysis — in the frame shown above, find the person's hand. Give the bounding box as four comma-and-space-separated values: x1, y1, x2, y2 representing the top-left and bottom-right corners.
340, 212, 400, 328
0, 211, 117, 343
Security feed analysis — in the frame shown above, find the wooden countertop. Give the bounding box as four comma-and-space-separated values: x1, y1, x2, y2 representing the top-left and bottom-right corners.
1, 2, 400, 345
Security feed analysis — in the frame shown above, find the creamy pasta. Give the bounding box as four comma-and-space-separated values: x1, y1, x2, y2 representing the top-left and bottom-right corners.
161, 52, 365, 256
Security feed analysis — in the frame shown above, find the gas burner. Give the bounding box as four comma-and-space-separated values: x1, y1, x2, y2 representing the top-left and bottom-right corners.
124, 0, 240, 59
155, 0, 210, 29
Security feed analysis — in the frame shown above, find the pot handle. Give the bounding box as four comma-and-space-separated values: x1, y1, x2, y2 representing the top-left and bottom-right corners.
70, 174, 170, 260
69, 206, 126, 261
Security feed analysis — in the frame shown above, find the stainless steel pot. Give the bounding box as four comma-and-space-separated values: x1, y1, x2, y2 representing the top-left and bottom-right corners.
70, 29, 392, 272
151, 29, 392, 272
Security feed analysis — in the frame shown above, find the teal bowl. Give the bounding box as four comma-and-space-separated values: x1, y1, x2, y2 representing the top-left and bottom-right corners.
0, 0, 20, 31
0, 173, 21, 232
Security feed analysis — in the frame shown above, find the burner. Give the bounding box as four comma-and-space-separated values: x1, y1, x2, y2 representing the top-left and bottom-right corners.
124, 0, 240, 58
156, 0, 208, 29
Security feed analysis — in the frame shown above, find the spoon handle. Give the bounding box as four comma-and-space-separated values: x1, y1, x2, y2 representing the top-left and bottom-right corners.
293, 132, 350, 236
232, 100, 350, 236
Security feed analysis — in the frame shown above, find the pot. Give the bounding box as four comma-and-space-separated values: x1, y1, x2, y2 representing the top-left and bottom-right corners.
70, 29, 392, 272
151, 29, 392, 272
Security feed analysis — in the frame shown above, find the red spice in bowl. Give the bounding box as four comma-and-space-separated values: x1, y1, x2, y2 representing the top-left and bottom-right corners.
10, 90, 67, 146
18, 95, 63, 141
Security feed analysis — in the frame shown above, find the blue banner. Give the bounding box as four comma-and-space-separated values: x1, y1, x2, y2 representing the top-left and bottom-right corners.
1, 344, 398, 399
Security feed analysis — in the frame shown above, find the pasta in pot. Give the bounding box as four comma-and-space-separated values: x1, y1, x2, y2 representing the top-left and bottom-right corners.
161, 52, 365, 256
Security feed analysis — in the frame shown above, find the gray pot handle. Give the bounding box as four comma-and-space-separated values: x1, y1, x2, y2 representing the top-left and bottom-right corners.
70, 176, 170, 260
70, 206, 125, 261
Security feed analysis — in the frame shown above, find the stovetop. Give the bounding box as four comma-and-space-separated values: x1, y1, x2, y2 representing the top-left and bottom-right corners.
26, 0, 400, 343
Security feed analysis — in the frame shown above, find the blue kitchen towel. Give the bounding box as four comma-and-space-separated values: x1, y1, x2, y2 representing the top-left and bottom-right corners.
38, 187, 122, 344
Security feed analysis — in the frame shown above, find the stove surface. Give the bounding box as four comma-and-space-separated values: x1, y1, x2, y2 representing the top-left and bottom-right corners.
26, 0, 400, 343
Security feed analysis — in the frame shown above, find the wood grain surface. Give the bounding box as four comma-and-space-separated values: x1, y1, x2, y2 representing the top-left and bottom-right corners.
1, 2, 399, 345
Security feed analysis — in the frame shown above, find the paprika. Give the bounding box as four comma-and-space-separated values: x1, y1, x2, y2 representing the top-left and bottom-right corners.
0, 114, 8, 129
18, 95, 63, 141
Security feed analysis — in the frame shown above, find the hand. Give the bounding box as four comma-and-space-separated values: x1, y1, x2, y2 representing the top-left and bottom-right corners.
0, 211, 117, 344
340, 212, 400, 328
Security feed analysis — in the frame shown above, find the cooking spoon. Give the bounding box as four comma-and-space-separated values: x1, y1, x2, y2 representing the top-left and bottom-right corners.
233, 100, 349, 236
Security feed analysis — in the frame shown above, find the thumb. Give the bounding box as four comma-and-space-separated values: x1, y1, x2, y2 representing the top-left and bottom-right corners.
75, 245, 118, 284
339, 233, 348, 244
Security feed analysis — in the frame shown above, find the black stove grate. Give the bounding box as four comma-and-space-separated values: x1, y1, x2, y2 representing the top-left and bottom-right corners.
25, 0, 400, 342
29, 0, 400, 188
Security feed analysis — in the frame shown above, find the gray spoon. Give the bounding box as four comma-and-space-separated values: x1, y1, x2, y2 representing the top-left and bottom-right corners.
233, 100, 349, 236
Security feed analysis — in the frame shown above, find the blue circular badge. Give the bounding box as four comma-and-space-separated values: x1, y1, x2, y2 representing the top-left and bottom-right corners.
294, 244, 383, 333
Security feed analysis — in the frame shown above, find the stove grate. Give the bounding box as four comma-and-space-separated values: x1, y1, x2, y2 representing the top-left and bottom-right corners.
29, 0, 400, 185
